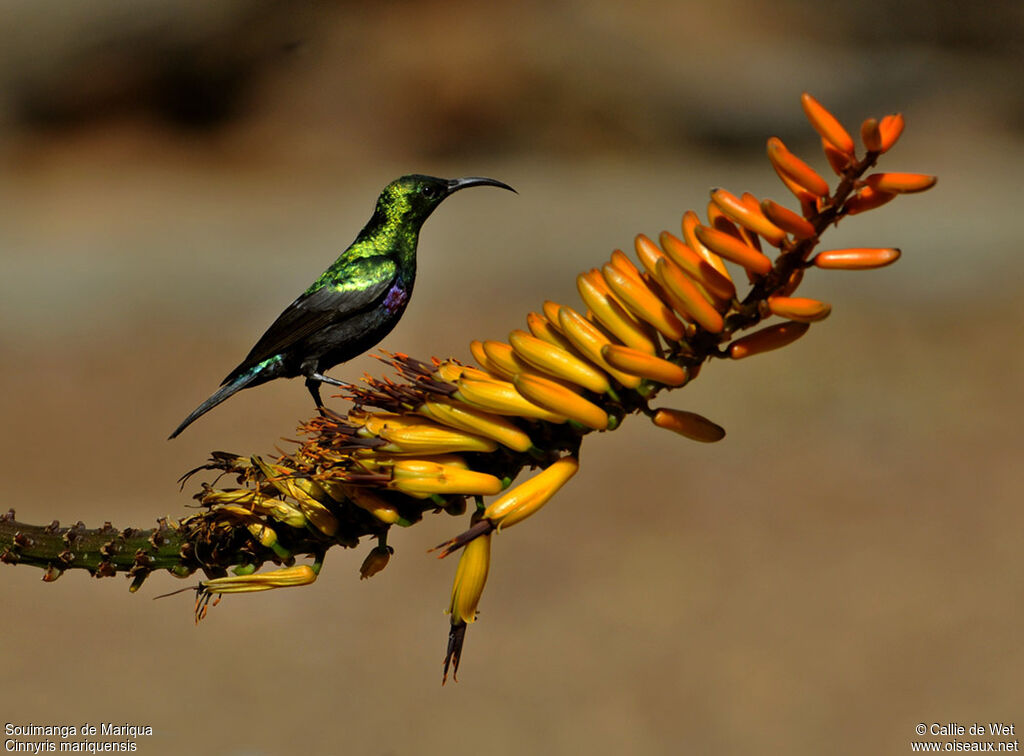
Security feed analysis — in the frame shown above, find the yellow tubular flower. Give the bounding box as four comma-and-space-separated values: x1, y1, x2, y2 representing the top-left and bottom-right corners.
557, 306, 642, 389
471, 339, 513, 380
541, 300, 565, 328
526, 311, 573, 349
601, 344, 688, 386
390, 459, 504, 497
508, 328, 611, 395
455, 377, 568, 422
377, 421, 498, 455
658, 231, 735, 304
203, 565, 318, 595
482, 338, 581, 391
419, 400, 533, 452
480, 340, 524, 377
601, 263, 687, 342
448, 532, 491, 624
766, 296, 832, 323
483, 456, 579, 530
512, 373, 609, 430
655, 258, 725, 334
682, 210, 734, 284
576, 270, 659, 354
433, 360, 495, 384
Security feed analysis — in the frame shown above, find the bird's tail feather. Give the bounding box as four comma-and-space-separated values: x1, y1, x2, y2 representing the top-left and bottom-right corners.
168, 365, 267, 439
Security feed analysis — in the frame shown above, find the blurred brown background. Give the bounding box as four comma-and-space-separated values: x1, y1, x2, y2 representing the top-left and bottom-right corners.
0, 1, 1021, 754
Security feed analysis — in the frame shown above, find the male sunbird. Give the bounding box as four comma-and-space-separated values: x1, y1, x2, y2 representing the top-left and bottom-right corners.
169, 174, 514, 439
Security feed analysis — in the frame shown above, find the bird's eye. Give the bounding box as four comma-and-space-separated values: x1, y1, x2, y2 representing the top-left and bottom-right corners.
420, 184, 439, 199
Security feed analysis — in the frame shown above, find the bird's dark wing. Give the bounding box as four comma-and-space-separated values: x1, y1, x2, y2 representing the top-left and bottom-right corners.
225, 256, 397, 382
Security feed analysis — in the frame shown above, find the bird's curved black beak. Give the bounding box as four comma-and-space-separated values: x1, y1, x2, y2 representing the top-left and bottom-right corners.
447, 176, 517, 195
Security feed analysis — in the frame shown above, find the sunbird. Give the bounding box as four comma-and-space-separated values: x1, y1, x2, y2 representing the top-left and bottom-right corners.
169, 174, 515, 439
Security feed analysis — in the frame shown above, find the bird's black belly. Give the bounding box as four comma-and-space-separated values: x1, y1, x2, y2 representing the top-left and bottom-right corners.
295, 305, 406, 378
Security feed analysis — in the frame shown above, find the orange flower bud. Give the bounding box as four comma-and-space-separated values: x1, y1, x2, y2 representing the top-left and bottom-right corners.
601, 344, 688, 386
878, 113, 905, 152
800, 92, 855, 155
860, 117, 882, 152
654, 258, 725, 334
813, 248, 901, 270
822, 138, 852, 176
864, 172, 937, 194
766, 296, 832, 323
693, 224, 773, 276
760, 199, 816, 239
710, 188, 787, 246
609, 249, 643, 282
633, 233, 667, 279
729, 322, 810, 359
766, 136, 831, 198
682, 210, 734, 285
652, 408, 726, 443
658, 231, 735, 303
844, 186, 897, 215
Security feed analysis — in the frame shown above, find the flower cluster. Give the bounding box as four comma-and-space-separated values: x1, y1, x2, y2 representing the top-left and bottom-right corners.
0, 94, 935, 683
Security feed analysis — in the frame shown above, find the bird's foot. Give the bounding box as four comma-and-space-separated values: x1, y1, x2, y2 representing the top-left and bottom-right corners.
310, 372, 345, 387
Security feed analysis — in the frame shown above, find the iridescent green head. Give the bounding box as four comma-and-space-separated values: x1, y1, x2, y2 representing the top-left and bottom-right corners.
372, 174, 516, 231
